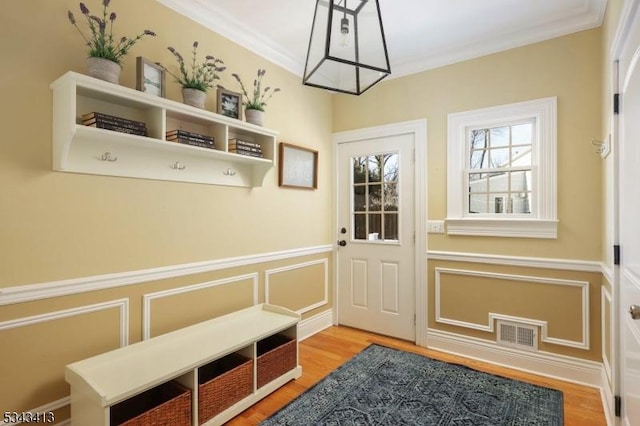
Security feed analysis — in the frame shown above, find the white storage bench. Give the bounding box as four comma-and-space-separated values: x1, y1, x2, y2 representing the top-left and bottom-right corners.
65, 304, 301, 425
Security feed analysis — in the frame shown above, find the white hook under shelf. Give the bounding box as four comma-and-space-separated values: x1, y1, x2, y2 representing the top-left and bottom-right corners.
99, 152, 118, 162
172, 161, 186, 170
223, 168, 236, 176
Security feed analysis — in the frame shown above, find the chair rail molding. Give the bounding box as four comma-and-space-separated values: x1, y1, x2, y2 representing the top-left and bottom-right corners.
0, 245, 333, 306
428, 250, 603, 273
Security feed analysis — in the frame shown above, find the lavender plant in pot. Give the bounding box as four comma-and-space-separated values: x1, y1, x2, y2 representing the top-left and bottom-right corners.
232, 69, 280, 126
67, 0, 155, 84
163, 42, 226, 109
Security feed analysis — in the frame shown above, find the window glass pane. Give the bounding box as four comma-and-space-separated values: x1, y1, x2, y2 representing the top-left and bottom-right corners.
368, 155, 382, 182
470, 149, 488, 169
353, 157, 367, 183
510, 170, 530, 192
512, 123, 532, 145
368, 214, 381, 240
469, 129, 486, 150
487, 171, 509, 193
383, 153, 398, 182
384, 183, 398, 211
489, 148, 510, 168
489, 127, 509, 148
354, 185, 366, 211
491, 194, 511, 213
384, 213, 398, 240
354, 214, 366, 240
512, 146, 531, 165
512, 192, 532, 214
368, 184, 382, 211
469, 173, 488, 193
469, 193, 488, 214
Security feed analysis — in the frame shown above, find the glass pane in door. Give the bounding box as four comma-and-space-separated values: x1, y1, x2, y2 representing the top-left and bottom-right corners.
351, 152, 400, 241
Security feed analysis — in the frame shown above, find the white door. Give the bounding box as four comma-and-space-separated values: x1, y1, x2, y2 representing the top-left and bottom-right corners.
619, 7, 640, 424
336, 132, 416, 341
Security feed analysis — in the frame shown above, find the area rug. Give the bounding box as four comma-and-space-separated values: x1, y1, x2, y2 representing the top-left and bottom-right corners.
261, 344, 563, 425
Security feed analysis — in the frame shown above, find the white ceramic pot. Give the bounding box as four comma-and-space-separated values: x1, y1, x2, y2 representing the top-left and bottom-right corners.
182, 88, 207, 109
86, 57, 121, 84
245, 108, 264, 126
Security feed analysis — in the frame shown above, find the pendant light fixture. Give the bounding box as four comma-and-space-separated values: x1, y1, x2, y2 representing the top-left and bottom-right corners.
303, 0, 391, 95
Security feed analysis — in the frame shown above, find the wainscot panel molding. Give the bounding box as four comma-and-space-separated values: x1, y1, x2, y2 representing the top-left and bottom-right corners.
265, 259, 329, 315
0, 300, 129, 425
298, 309, 334, 341
0, 299, 129, 346
435, 268, 590, 350
428, 250, 603, 273
0, 245, 332, 305
142, 273, 259, 340
426, 328, 603, 388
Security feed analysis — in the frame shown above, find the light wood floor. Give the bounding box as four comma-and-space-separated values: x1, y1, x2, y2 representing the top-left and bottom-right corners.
228, 326, 607, 425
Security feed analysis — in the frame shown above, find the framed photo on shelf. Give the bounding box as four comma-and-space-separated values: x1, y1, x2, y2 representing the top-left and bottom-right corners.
278, 142, 318, 189
217, 88, 242, 120
136, 57, 165, 97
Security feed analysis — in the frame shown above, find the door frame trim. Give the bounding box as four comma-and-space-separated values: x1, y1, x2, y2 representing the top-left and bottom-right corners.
611, 0, 640, 422
333, 119, 428, 346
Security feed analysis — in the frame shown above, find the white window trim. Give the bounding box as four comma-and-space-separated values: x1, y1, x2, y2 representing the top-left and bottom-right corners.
446, 97, 558, 239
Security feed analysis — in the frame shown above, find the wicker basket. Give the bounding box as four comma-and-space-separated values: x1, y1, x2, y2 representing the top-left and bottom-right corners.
257, 334, 296, 388
110, 380, 191, 426
198, 353, 253, 424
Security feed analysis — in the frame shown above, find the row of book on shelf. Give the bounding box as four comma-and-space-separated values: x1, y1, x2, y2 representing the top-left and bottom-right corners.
81, 112, 147, 136
81, 112, 263, 158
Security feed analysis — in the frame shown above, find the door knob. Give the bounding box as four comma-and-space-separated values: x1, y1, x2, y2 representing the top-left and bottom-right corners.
338, 240, 347, 247
630, 305, 640, 320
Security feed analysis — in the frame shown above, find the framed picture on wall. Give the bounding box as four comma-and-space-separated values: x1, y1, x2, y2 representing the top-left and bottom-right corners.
136, 57, 165, 97
278, 142, 318, 189
217, 88, 242, 120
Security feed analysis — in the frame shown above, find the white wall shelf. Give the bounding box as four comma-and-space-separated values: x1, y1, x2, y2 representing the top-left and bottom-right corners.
65, 303, 301, 425
51, 72, 278, 187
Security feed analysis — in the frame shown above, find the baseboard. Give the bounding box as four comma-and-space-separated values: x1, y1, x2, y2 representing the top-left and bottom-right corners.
600, 367, 616, 426
299, 309, 334, 341
426, 328, 603, 388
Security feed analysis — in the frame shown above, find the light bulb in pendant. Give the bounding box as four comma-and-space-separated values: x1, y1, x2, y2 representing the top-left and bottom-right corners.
340, 16, 349, 47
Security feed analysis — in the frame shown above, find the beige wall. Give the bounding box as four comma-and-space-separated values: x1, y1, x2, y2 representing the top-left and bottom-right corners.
334, 28, 603, 260
0, 0, 333, 419
0, 0, 612, 420
0, 0, 333, 286
334, 29, 605, 361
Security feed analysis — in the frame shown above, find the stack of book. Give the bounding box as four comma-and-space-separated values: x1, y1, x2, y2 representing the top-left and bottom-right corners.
82, 112, 147, 136
166, 129, 215, 150
228, 138, 263, 158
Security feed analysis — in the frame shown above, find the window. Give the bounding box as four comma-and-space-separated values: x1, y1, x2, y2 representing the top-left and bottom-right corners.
446, 97, 557, 238
352, 153, 399, 241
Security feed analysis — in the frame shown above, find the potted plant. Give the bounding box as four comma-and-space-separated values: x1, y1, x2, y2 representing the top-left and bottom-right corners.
163, 41, 226, 109
67, 1, 156, 84
232, 69, 280, 126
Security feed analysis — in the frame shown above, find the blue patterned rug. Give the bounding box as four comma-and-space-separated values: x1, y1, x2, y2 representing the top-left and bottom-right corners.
261, 344, 563, 425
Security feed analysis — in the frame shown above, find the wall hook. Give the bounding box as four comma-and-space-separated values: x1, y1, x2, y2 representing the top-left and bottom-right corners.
223, 168, 236, 176
592, 135, 611, 158
172, 161, 186, 170
100, 152, 117, 162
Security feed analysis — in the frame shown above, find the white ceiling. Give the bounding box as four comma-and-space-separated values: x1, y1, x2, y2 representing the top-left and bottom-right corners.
156, 0, 607, 80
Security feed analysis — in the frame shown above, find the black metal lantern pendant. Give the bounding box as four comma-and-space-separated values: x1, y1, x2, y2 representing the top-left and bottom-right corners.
303, 0, 391, 95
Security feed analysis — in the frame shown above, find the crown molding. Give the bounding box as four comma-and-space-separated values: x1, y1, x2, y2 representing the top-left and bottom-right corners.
157, 0, 605, 81
155, 0, 305, 76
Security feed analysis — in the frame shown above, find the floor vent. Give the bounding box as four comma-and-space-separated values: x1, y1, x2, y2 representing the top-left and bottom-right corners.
497, 320, 538, 351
